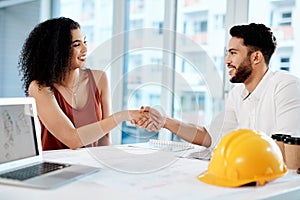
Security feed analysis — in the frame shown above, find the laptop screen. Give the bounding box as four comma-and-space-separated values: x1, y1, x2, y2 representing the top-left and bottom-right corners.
0, 104, 38, 164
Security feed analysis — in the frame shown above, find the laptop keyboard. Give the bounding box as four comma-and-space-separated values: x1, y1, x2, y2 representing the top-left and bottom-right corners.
0, 162, 71, 181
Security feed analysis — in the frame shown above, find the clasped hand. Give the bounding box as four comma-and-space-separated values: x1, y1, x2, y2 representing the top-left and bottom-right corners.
131, 106, 165, 132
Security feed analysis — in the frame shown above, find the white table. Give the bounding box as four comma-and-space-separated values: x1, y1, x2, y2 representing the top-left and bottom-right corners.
1, 145, 300, 200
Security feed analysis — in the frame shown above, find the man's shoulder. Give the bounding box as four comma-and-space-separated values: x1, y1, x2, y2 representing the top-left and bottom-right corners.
272, 70, 300, 82
268, 70, 300, 89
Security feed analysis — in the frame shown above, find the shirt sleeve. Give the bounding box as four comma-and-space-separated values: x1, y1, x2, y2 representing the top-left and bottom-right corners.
207, 88, 239, 148
274, 77, 300, 136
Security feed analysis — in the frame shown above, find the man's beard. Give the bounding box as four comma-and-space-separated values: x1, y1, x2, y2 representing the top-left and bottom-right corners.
230, 57, 252, 83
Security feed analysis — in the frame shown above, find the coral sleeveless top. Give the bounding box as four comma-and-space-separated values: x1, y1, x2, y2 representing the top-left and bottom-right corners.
40, 69, 109, 150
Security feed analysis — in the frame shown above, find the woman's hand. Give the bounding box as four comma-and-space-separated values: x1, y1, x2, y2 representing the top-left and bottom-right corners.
129, 109, 150, 124
132, 106, 166, 132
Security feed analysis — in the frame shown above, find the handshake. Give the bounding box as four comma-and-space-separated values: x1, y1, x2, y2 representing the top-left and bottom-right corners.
130, 106, 166, 132
125, 105, 211, 147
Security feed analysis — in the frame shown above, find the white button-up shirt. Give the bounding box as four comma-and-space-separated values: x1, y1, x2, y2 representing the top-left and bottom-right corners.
209, 69, 300, 147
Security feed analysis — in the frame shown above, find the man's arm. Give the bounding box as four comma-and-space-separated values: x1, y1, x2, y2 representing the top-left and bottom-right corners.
163, 116, 212, 147
135, 106, 211, 147
275, 79, 300, 135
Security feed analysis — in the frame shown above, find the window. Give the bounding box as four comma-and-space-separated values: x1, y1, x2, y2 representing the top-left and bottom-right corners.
130, 19, 144, 29
55, 0, 113, 53
11, 0, 300, 145
214, 14, 225, 29
193, 20, 208, 33
248, 0, 299, 76
53, 0, 225, 144
279, 11, 292, 26
130, 0, 144, 14
280, 57, 290, 71
121, 0, 165, 144
173, 0, 225, 141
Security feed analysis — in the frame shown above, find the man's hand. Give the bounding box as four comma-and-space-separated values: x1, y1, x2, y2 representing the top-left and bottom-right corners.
132, 106, 166, 132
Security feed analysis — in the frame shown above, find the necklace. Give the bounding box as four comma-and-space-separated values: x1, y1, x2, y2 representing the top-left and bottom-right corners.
63, 71, 80, 107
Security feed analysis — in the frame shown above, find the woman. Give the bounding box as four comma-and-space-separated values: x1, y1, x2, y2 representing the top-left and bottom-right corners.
18, 17, 148, 150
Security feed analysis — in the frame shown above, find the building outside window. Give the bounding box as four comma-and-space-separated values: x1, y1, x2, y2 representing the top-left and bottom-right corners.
53, 0, 300, 144
1, 0, 300, 144
249, 0, 299, 76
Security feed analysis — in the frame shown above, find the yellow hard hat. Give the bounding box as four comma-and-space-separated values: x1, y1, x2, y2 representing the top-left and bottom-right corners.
198, 129, 287, 187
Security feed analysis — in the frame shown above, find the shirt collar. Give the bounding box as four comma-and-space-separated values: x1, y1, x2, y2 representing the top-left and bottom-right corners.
241, 69, 273, 101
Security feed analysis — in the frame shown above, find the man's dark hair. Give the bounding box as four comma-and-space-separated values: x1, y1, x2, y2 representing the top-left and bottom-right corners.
229, 23, 277, 65
18, 17, 80, 95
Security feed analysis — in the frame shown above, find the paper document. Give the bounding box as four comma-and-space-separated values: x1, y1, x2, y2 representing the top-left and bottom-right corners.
186, 148, 212, 161
130, 139, 194, 152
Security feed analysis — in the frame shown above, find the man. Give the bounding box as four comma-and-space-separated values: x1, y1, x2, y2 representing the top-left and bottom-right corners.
136, 23, 300, 148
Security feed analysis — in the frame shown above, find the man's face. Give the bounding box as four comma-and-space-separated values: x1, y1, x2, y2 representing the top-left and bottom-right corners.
225, 37, 253, 83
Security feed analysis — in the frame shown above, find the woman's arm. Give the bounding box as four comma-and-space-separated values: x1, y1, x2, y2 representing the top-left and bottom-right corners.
28, 81, 147, 150
76, 110, 144, 147
93, 70, 112, 144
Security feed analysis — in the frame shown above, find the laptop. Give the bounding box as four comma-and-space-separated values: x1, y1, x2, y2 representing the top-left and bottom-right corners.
0, 97, 100, 189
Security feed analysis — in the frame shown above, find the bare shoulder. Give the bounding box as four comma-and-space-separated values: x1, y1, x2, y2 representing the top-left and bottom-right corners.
89, 69, 109, 85
28, 80, 52, 98
90, 69, 107, 78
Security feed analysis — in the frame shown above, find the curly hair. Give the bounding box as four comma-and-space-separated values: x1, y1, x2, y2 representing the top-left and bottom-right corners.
18, 17, 80, 96
230, 23, 277, 65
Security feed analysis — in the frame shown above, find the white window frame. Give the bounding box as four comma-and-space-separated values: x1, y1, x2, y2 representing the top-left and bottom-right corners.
45, 0, 249, 144
110, 0, 249, 144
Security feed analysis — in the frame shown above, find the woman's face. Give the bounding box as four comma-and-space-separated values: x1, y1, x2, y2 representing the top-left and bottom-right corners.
70, 28, 87, 69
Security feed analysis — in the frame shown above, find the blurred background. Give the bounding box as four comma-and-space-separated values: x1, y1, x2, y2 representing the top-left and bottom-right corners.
0, 0, 299, 144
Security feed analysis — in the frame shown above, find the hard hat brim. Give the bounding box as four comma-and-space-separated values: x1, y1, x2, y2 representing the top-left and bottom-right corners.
198, 170, 244, 187
198, 167, 288, 187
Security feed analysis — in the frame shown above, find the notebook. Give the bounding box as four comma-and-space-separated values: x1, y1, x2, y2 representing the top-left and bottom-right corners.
129, 139, 194, 152
147, 139, 195, 152
0, 97, 100, 189
129, 139, 211, 160
147, 139, 212, 160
